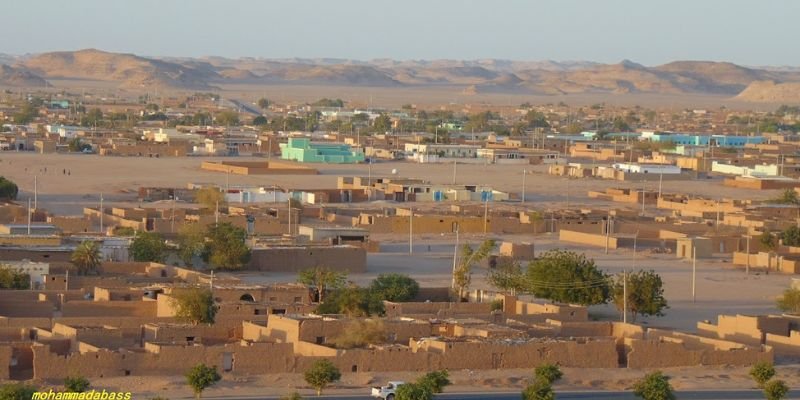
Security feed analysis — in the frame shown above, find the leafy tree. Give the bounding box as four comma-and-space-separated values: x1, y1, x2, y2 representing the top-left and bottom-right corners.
521, 378, 555, 400
316, 284, 383, 316
525, 111, 550, 128
525, 250, 610, 305
81, 108, 103, 127
257, 98, 271, 110
771, 189, 799, 205
178, 223, 206, 267
113, 226, 136, 236
396, 382, 433, 400
0, 177, 18, 200
312, 98, 344, 108
372, 114, 392, 133
64, 376, 90, 392
0, 383, 38, 400
750, 361, 776, 388
303, 359, 341, 396
612, 270, 668, 322
252, 115, 268, 126
760, 232, 778, 251
453, 239, 496, 301
777, 288, 800, 314
203, 223, 251, 270
487, 257, 526, 295
329, 319, 387, 349
369, 273, 419, 302
0, 265, 30, 289
215, 110, 240, 126
298, 266, 347, 302
130, 232, 166, 262
67, 138, 92, 152
172, 288, 218, 325
764, 379, 789, 400
781, 226, 800, 247
632, 371, 675, 400
185, 363, 221, 399
71, 241, 102, 275
534, 363, 563, 385
417, 370, 450, 394
195, 187, 226, 211
13, 103, 38, 124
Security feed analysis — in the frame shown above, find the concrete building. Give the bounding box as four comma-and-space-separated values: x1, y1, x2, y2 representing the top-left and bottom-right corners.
280, 138, 365, 163
404, 144, 479, 159
0, 260, 49, 288
612, 163, 682, 174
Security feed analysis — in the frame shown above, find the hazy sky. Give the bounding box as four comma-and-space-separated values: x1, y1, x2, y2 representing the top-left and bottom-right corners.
2, 0, 797, 66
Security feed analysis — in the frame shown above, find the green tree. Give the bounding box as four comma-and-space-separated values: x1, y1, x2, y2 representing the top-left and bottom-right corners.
215, 110, 240, 126
13, 103, 38, 124
396, 382, 433, 400
64, 376, 90, 392
612, 270, 668, 322
781, 226, 800, 247
487, 257, 526, 295
453, 239, 496, 301
525, 250, 610, 305
0, 265, 30, 289
71, 241, 102, 275
203, 223, 251, 270
525, 111, 550, 128
298, 266, 347, 302
777, 288, 800, 314
373, 114, 392, 133
130, 232, 166, 262
750, 361, 776, 388
252, 115, 268, 126
0, 177, 18, 200
521, 378, 555, 400
760, 232, 778, 251
195, 187, 226, 211
172, 288, 218, 325
417, 370, 450, 394
632, 371, 675, 400
178, 223, 206, 267
369, 273, 419, 302
81, 108, 103, 127
303, 359, 341, 396
534, 363, 563, 385
113, 226, 136, 236
312, 98, 344, 108
0, 383, 38, 400
329, 319, 387, 349
771, 189, 799, 205
316, 284, 383, 316
764, 379, 789, 400
185, 363, 221, 399
257, 98, 271, 110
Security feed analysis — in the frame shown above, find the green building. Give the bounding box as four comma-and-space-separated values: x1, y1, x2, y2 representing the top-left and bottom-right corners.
280, 138, 365, 163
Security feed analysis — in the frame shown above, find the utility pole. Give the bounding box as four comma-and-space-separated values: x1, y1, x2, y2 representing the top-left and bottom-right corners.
287, 198, 292, 236
452, 160, 457, 185
623, 269, 627, 324
692, 247, 697, 303
746, 235, 750, 275
215, 200, 219, 225
210, 270, 214, 292
409, 208, 413, 254
483, 198, 489, 234
27, 198, 31, 235
658, 172, 663, 199
99, 193, 104, 235
605, 212, 611, 254
451, 223, 460, 289
521, 169, 526, 204
33, 175, 37, 210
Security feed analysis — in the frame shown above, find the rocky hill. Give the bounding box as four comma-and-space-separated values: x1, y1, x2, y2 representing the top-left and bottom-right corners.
1, 49, 799, 101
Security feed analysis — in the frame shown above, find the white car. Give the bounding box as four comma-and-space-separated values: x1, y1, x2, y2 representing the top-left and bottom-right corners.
371, 381, 405, 400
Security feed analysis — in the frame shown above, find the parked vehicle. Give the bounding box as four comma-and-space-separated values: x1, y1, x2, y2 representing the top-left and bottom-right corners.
371, 381, 405, 400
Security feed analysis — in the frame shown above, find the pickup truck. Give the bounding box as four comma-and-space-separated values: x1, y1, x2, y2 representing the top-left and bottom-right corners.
371, 381, 405, 400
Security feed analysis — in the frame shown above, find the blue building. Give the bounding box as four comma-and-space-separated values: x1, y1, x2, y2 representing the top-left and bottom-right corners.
647, 133, 764, 148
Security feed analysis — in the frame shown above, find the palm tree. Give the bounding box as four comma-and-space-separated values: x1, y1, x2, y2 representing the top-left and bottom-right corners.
71, 241, 102, 275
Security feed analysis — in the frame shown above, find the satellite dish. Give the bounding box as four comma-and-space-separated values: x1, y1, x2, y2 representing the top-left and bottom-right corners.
391, 169, 398, 175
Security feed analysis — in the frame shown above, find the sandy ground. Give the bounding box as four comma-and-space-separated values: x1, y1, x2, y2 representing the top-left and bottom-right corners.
40, 364, 800, 399
0, 152, 778, 215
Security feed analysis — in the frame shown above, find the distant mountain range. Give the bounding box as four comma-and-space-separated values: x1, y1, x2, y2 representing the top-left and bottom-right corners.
1, 49, 799, 102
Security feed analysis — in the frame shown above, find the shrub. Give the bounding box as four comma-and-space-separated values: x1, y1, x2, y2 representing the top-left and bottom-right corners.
534, 363, 563, 385
64, 376, 90, 392
750, 361, 776, 388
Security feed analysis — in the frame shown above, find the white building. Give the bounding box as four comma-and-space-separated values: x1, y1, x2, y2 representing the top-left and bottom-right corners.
612, 163, 681, 174
404, 144, 480, 158
0, 260, 49, 288
711, 162, 780, 178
